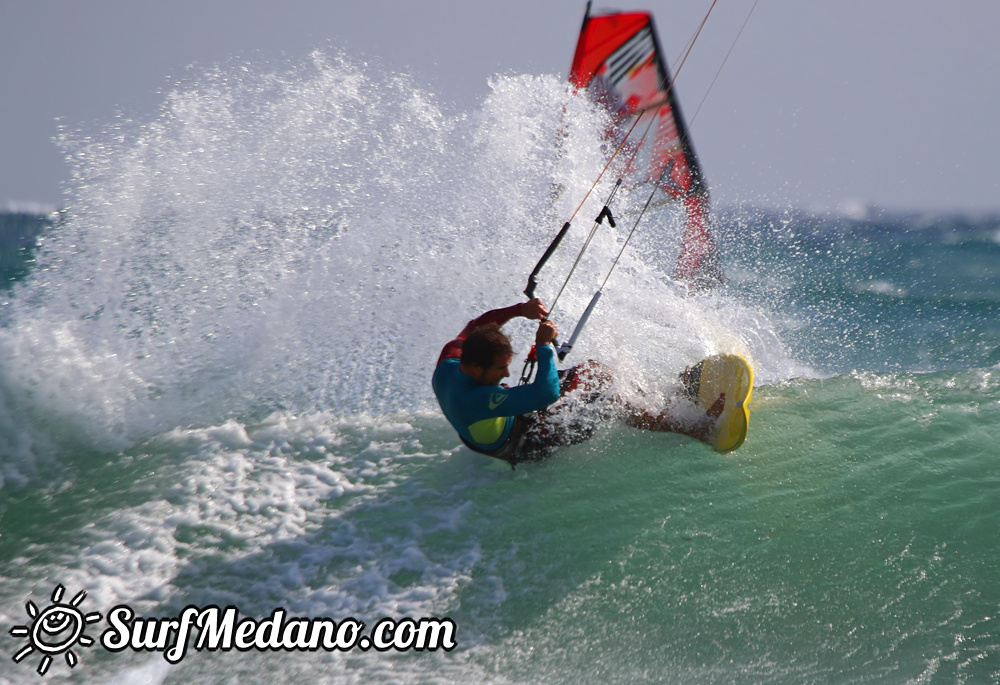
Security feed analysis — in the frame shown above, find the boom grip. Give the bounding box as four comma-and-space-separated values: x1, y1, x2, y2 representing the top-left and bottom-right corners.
524, 222, 571, 299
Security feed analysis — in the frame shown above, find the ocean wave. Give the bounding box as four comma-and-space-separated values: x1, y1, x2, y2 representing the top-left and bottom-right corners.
0, 53, 789, 474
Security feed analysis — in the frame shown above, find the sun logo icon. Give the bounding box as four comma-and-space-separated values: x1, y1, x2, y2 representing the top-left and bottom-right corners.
9, 584, 102, 675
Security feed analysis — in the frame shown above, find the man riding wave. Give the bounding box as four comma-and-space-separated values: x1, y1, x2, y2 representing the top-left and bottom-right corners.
433, 298, 725, 466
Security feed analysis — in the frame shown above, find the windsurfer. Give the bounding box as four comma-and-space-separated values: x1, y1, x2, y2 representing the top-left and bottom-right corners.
432, 298, 724, 466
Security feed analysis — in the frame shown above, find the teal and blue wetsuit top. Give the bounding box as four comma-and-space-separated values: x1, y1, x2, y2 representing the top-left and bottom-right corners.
432, 304, 560, 453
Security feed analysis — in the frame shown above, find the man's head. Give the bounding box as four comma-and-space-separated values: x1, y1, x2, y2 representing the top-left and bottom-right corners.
460, 324, 513, 386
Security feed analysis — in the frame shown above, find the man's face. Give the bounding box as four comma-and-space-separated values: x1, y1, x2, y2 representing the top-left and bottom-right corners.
476, 353, 513, 386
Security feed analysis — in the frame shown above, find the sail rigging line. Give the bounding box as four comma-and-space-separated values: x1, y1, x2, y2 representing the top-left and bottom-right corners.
532, 97, 661, 366
552, 142, 686, 362
690, 0, 760, 127
671, 0, 720, 88
561, 103, 649, 229
600, 156, 678, 294
518, 106, 656, 384
525, 96, 658, 305
523, 101, 655, 304
546, 178, 622, 320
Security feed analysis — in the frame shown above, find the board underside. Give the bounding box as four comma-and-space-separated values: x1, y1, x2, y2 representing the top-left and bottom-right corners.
683, 354, 754, 453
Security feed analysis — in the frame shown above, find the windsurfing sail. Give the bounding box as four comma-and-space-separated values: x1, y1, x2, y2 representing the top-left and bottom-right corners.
569, 6, 722, 286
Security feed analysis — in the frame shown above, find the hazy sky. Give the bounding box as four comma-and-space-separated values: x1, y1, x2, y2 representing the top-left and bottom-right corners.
2, 0, 998, 213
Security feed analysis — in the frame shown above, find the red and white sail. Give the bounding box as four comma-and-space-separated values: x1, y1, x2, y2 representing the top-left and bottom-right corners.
569, 8, 721, 285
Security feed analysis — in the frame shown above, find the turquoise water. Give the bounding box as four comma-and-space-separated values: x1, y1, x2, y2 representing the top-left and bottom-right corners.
1, 52, 998, 683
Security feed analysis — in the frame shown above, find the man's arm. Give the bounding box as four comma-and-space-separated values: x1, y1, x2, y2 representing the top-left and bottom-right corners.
461, 318, 561, 419
436, 299, 549, 364
473, 343, 560, 417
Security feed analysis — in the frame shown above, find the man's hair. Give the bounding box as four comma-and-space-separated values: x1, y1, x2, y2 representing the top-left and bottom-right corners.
461, 324, 512, 368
